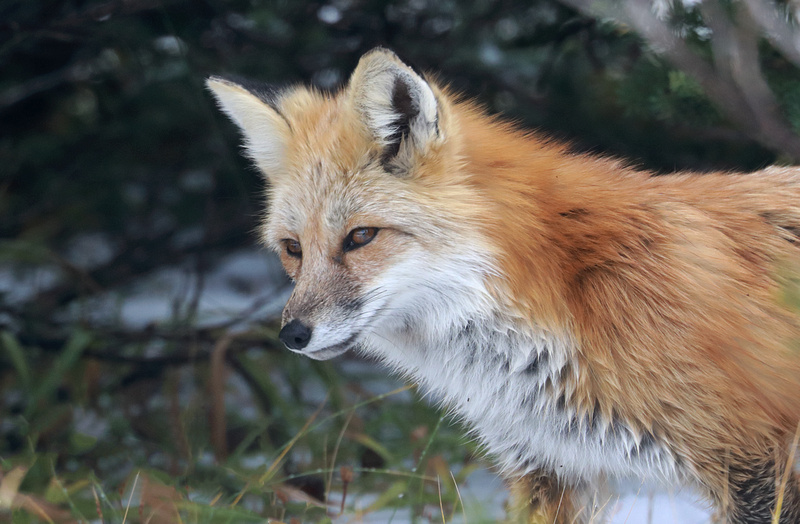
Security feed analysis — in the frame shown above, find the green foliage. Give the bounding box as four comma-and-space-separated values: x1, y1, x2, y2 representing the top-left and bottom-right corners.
766, 62, 800, 135
617, 59, 720, 126
0, 329, 494, 522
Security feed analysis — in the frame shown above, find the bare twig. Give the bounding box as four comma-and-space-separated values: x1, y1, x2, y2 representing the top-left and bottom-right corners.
165, 369, 192, 475
209, 334, 235, 463
0, 65, 84, 110
742, 0, 800, 69
25, 215, 251, 311
699, 0, 800, 159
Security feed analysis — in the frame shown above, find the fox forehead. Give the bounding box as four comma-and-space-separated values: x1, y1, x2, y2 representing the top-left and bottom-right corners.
260, 90, 376, 241
264, 157, 422, 248
279, 88, 372, 172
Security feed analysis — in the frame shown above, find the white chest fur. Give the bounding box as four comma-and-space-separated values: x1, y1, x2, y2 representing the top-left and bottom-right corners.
362, 318, 682, 485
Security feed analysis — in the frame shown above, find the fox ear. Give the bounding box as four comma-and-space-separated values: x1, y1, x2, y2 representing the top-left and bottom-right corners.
349, 48, 440, 173
206, 76, 291, 177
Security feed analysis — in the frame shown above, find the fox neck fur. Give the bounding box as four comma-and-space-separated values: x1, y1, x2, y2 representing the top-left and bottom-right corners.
362, 309, 683, 486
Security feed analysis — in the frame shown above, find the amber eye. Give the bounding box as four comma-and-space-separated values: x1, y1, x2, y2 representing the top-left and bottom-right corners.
283, 239, 302, 258
343, 227, 379, 252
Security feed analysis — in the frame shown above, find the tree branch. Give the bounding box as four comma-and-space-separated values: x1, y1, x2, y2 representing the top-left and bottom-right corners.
742, 0, 800, 69
558, 0, 800, 160
700, 0, 800, 159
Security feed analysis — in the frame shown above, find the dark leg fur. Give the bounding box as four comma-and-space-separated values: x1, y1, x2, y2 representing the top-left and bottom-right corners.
727, 457, 800, 524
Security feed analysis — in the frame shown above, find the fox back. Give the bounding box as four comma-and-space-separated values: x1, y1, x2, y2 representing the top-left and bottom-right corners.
208, 49, 800, 523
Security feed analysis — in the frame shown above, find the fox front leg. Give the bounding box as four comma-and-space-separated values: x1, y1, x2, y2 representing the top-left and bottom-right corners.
507, 471, 584, 524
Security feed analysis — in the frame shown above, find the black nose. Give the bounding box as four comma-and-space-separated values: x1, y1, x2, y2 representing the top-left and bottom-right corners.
279, 319, 313, 350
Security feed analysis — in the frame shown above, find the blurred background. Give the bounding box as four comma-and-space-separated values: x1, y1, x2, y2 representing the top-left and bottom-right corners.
3, 0, 800, 522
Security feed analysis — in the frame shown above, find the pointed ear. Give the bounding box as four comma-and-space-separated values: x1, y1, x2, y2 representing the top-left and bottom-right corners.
206, 76, 291, 177
349, 48, 440, 173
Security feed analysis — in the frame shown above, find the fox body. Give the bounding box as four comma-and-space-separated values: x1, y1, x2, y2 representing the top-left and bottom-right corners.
208, 49, 800, 522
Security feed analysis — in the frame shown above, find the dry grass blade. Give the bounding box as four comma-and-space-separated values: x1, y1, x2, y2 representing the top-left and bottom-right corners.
0, 467, 72, 523
450, 470, 466, 524
325, 410, 355, 504
338, 466, 354, 516
260, 394, 329, 483
121, 471, 140, 524
13, 493, 74, 524
437, 476, 446, 524
772, 420, 800, 524
623, 481, 644, 524
92, 484, 103, 523
0, 466, 27, 508
271, 484, 326, 508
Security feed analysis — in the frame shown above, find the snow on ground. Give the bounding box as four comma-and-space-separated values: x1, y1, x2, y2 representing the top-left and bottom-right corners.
77, 248, 291, 329
607, 487, 711, 524
331, 470, 712, 523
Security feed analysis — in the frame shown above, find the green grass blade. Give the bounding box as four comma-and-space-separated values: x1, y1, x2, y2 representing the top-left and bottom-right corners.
1, 331, 30, 390
28, 330, 92, 417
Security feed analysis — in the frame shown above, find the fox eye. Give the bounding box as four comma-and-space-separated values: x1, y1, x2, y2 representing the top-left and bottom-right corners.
283, 239, 302, 258
343, 227, 379, 252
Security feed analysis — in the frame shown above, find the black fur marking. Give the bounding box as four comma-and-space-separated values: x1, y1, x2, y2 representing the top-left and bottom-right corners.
559, 208, 590, 219
760, 211, 800, 245
554, 393, 566, 411
560, 414, 580, 438
727, 456, 800, 523
457, 321, 479, 368
779, 224, 800, 244
522, 351, 549, 375
523, 354, 540, 375
380, 77, 417, 168
629, 431, 656, 457
607, 411, 625, 441
589, 400, 601, 433
639, 431, 655, 450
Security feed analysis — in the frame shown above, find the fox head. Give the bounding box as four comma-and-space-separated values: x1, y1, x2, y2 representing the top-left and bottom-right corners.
207, 48, 497, 361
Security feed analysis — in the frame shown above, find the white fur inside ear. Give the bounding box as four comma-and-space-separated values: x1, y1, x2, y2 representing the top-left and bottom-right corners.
206, 77, 291, 177
351, 50, 439, 157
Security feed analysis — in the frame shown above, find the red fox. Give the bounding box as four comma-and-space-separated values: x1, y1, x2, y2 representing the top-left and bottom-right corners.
208, 48, 800, 523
